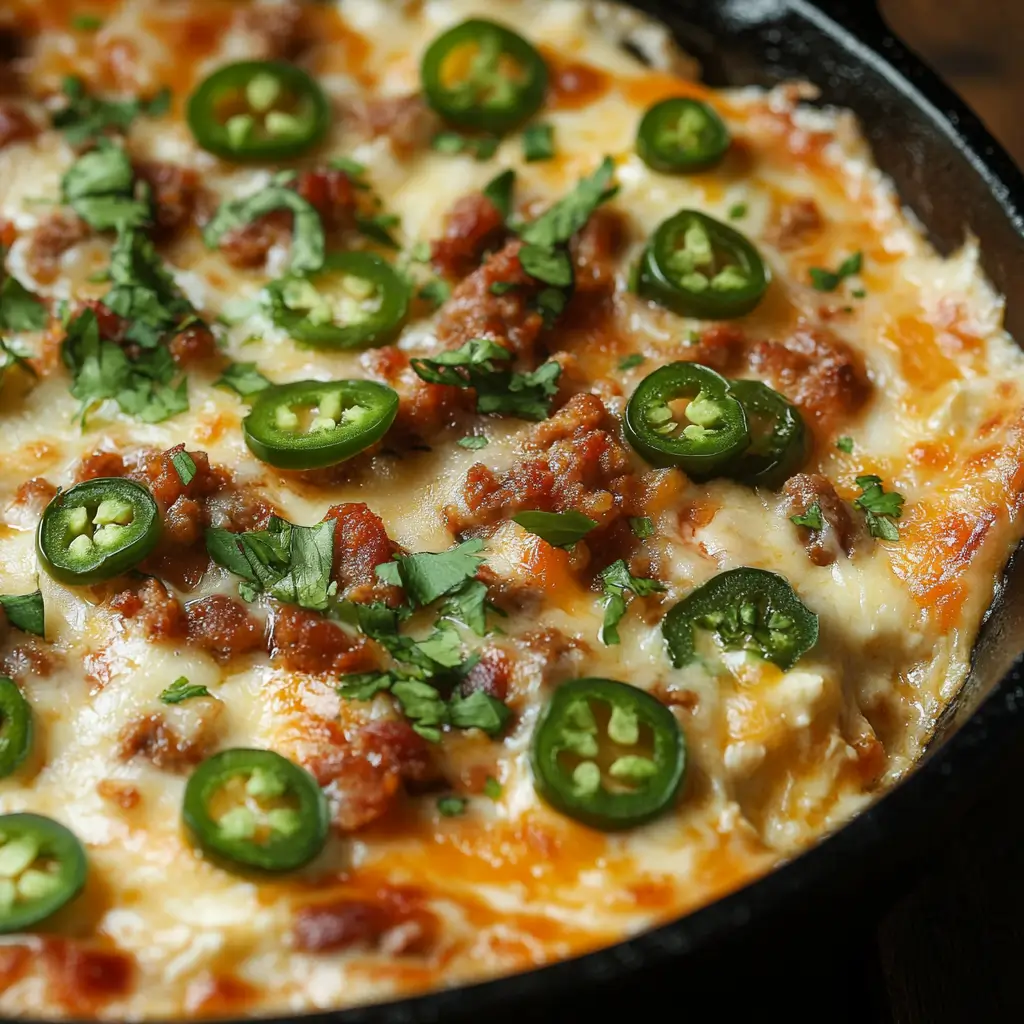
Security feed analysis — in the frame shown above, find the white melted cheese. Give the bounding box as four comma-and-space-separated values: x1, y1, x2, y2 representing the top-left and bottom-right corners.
0, 0, 1022, 1017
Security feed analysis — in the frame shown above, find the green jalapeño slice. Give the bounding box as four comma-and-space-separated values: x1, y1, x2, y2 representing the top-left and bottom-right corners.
727, 379, 809, 489
0, 679, 31, 779
624, 362, 750, 479
531, 678, 686, 831
663, 567, 819, 671
187, 61, 330, 162
183, 749, 328, 873
242, 379, 399, 470
37, 478, 161, 585
636, 97, 730, 174
0, 813, 87, 933
263, 253, 409, 349
421, 18, 548, 134
638, 210, 769, 320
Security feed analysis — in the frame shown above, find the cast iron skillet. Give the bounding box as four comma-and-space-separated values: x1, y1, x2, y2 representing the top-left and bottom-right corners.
289, 1, 1024, 1020
268, 3, 1021, 1019
55, 2, 1024, 1021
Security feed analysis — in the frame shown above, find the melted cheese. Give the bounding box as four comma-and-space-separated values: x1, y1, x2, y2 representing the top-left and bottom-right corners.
0, 0, 1022, 1017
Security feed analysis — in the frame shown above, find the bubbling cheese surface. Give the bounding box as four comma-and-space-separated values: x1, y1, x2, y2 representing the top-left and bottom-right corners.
0, 0, 1022, 1017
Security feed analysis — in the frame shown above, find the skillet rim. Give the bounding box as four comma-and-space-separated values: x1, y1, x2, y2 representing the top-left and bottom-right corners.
14, 1, 1024, 1021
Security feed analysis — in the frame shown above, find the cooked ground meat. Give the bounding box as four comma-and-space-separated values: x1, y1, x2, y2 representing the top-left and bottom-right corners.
118, 697, 223, 772
74, 451, 126, 483
167, 323, 219, 368
344, 93, 441, 159
750, 325, 870, 428
269, 605, 370, 675
109, 578, 186, 639
434, 240, 547, 361
461, 646, 510, 702
766, 196, 825, 251
41, 941, 134, 1015
24, 213, 89, 283
431, 192, 506, 280
782, 472, 860, 565
683, 324, 750, 374
132, 160, 205, 243
235, 0, 309, 60
184, 595, 263, 660
0, 101, 36, 149
446, 393, 633, 533
570, 207, 627, 295
9, 476, 57, 513
322, 502, 402, 605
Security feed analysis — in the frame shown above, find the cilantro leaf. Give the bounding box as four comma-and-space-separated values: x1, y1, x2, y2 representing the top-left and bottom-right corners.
483, 776, 502, 799
728, 202, 748, 220
836, 436, 854, 454
522, 123, 555, 162
410, 338, 561, 421
630, 516, 654, 539
512, 509, 597, 547
518, 244, 573, 287
392, 680, 448, 742
215, 362, 271, 398
449, 689, 510, 736
206, 516, 337, 611
336, 671, 395, 700
790, 502, 824, 530
71, 15, 104, 30
483, 169, 515, 221
376, 539, 485, 608
431, 131, 499, 161
204, 186, 325, 274
853, 475, 904, 541
809, 252, 863, 292
61, 142, 149, 231
171, 449, 196, 486
519, 156, 617, 249
457, 435, 488, 450
0, 590, 44, 637
159, 677, 210, 704
439, 578, 492, 636
598, 559, 665, 646
417, 278, 450, 308
618, 354, 645, 371
355, 212, 400, 249
0, 276, 47, 332
51, 76, 169, 146
437, 795, 467, 816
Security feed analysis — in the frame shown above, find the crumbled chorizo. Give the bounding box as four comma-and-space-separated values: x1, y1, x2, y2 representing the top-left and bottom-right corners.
185, 595, 263, 660
307, 719, 439, 832
435, 240, 546, 360
766, 196, 824, 251
96, 779, 141, 811
74, 451, 126, 482
684, 324, 749, 374
782, 472, 860, 566
235, 0, 308, 60
24, 213, 89, 283
132, 160, 204, 243
168, 323, 219, 368
344, 93, 441, 159
217, 211, 290, 269
9, 476, 57, 514
293, 168, 358, 234
118, 696, 223, 772
127, 444, 224, 512
109, 578, 186, 639
269, 605, 369, 675
0, 101, 36, 149
363, 345, 470, 442
431, 192, 505, 279
570, 207, 627, 295
322, 502, 402, 604
42, 941, 135, 1014
293, 888, 437, 955
461, 646, 510, 702
446, 393, 633, 534
750, 325, 870, 427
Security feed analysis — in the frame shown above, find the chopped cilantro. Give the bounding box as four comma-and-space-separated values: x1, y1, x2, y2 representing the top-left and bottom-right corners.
355, 211, 400, 249
853, 475, 904, 541
519, 156, 617, 249
171, 449, 196, 486
518, 244, 573, 287
0, 275, 47, 332
0, 590, 44, 637
51, 76, 169, 146
336, 672, 395, 701
449, 689, 510, 735
206, 516, 337, 610
629, 516, 654, 539
512, 510, 597, 548
483, 776, 502, 800
790, 502, 824, 530
599, 560, 665, 646
439, 579, 494, 636
809, 251, 863, 292
437, 796, 468, 817
71, 15, 104, 30
618, 353, 645, 371
61, 141, 149, 230
393, 680, 448, 742
852, 288, 867, 299
431, 131, 499, 161
203, 186, 324, 274
327, 156, 367, 180
215, 362, 272, 398
410, 337, 561, 421
483, 169, 516, 221
375, 539, 485, 609
159, 677, 210, 705
489, 281, 519, 296
728, 202, 748, 220
417, 278, 450, 308
522, 123, 555, 162
836, 436, 854, 454
457, 435, 489, 450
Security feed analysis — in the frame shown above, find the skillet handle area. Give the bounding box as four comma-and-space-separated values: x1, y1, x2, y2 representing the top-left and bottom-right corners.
806, 0, 884, 30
